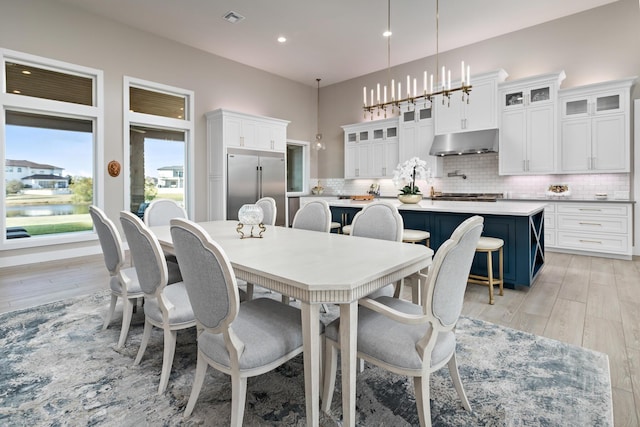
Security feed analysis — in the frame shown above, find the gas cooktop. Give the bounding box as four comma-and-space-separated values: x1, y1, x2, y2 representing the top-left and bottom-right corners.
431, 193, 503, 202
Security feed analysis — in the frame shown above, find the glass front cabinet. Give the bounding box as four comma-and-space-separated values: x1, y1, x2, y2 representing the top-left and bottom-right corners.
498, 72, 566, 175
558, 77, 635, 173
343, 117, 398, 179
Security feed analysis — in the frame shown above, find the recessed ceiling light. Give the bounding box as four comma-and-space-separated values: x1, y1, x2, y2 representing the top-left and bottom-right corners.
277, 36, 287, 43
383, 30, 392, 37
223, 11, 245, 24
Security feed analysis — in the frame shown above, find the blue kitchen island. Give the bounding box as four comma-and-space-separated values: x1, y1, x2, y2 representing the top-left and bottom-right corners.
329, 199, 547, 288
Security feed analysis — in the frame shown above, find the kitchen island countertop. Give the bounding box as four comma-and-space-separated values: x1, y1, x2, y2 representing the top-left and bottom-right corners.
327, 199, 547, 216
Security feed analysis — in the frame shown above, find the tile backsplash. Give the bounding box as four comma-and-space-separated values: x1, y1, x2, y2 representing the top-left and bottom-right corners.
315, 153, 631, 200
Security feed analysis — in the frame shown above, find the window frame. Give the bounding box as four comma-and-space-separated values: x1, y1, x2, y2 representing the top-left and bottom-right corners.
1, 48, 104, 250
123, 77, 195, 219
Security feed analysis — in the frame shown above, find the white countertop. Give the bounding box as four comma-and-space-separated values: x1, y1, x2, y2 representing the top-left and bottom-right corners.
327, 199, 547, 216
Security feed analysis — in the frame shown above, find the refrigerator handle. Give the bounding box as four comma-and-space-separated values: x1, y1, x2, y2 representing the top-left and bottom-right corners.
257, 165, 263, 199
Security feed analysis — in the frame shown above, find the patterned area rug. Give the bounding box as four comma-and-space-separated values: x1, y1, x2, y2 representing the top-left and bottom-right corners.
0, 290, 612, 426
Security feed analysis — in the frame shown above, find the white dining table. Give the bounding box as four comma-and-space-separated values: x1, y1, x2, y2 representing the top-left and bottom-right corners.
151, 220, 433, 427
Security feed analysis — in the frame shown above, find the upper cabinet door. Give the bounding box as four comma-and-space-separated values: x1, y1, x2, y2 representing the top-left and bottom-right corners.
434, 69, 507, 134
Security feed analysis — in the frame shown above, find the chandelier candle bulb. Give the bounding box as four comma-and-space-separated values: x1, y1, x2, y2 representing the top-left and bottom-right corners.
461, 61, 465, 85
406, 75, 410, 97
430, 74, 434, 93
398, 82, 401, 99
413, 78, 417, 97
371, 89, 374, 107
363, 87, 367, 106
442, 66, 445, 89
377, 84, 380, 103
391, 79, 395, 100
383, 85, 387, 103
467, 66, 471, 86
448, 70, 451, 90
424, 71, 427, 93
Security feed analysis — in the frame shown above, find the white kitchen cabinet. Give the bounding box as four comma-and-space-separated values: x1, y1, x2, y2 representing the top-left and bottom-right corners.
545, 201, 632, 259
217, 109, 287, 152
398, 102, 442, 178
499, 72, 565, 175
434, 69, 508, 135
343, 118, 398, 179
205, 109, 289, 221
559, 77, 635, 173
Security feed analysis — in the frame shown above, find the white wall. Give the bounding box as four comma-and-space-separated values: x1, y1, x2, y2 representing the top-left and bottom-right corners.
0, 0, 320, 265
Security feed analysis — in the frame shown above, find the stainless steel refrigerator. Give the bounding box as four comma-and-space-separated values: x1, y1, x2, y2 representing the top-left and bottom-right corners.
227, 148, 286, 226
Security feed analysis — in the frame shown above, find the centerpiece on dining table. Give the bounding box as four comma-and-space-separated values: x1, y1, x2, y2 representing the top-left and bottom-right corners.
236, 204, 266, 238
393, 157, 431, 204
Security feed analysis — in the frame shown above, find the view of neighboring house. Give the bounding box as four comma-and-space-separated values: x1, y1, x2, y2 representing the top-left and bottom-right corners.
157, 165, 184, 189
5, 159, 69, 191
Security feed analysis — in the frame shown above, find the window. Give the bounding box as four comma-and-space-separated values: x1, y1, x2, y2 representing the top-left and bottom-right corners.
1, 49, 103, 248
286, 140, 310, 195
124, 78, 194, 218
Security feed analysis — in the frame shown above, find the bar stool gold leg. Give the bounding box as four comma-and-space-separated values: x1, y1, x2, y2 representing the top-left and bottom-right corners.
498, 246, 504, 296
487, 250, 494, 305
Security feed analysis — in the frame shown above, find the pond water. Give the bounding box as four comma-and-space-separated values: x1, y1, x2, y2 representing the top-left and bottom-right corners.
5, 204, 89, 217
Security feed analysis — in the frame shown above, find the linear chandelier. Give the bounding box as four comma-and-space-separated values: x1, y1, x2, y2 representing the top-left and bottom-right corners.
363, 0, 472, 119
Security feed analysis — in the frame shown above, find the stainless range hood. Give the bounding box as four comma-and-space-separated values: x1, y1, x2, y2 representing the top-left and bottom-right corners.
429, 128, 499, 156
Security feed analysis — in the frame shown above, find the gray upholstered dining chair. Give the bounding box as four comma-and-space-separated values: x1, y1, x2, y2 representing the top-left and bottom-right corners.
255, 197, 277, 226
349, 201, 403, 299
143, 198, 188, 227
291, 199, 331, 233
290, 199, 332, 310
322, 215, 484, 427
245, 197, 278, 299
89, 205, 144, 349
119, 211, 196, 395
170, 218, 310, 426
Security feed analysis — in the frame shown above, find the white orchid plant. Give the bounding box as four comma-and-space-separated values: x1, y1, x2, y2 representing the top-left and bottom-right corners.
392, 157, 431, 195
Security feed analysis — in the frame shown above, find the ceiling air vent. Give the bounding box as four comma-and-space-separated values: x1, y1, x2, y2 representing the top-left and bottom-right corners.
223, 11, 245, 24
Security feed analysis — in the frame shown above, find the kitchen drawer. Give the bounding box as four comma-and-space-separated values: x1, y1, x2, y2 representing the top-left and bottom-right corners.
557, 214, 628, 234
545, 231, 556, 247
556, 204, 629, 216
557, 231, 629, 254
544, 212, 555, 229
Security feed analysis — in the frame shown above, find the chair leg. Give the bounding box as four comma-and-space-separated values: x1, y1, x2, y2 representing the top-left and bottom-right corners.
393, 278, 404, 299
117, 297, 135, 349
321, 340, 338, 413
246, 283, 254, 300
231, 375, 248, 427
487, 251, 495, 305
158, 328, 178, 394
184, 350, 209, 418
102, 294, 118, 330
134, 319, 153, 365
448, 352, 471, 411
414, 375, 431, 427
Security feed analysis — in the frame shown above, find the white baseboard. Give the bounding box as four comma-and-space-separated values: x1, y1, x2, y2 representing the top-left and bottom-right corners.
0, 245, 103, 268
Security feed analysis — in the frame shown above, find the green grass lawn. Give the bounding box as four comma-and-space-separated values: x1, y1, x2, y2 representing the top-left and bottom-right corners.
7, 214, 93, 235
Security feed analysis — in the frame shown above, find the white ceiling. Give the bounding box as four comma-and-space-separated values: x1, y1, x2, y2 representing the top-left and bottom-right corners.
56, 0, 618, 87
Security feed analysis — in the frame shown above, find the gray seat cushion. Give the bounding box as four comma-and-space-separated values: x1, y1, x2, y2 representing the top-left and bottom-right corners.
198, 298, 321, 371
144, 282, 195, 325
325, 296, 455, 371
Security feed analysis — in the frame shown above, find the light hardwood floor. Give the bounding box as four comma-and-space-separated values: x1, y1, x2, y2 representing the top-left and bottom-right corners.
1, 251, 638, 425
